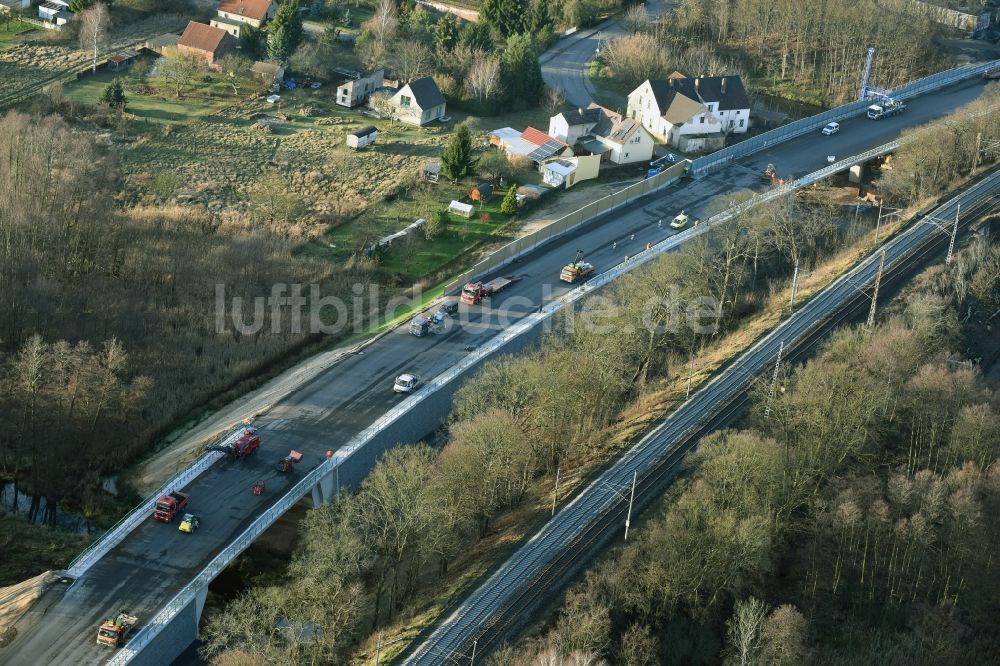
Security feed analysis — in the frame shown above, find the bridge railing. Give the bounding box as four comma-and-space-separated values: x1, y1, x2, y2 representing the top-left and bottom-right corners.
690, 59, 1000, 176
63, 427, 248, 579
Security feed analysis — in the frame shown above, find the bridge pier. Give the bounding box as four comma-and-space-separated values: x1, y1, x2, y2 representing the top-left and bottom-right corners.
310, 465, 339, 506
125, 583, 209, 666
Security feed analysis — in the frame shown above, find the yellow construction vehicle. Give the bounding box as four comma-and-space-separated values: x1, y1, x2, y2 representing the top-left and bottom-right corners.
96, 611, 138, 648
560, 250, 594, 283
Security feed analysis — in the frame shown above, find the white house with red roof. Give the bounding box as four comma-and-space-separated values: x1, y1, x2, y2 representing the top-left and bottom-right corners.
210, 0, 277, 37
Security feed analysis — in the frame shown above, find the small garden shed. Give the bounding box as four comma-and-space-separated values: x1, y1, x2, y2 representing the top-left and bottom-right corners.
346, 126, 378, 150
470, 183, 494, 204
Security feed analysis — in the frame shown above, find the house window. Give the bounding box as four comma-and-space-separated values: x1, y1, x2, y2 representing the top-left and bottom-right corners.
625, 152, 629, 158
729, 120, 734, 128
400, 95, 411, 107
739, 119, 744, 127
700, 116, 705, 124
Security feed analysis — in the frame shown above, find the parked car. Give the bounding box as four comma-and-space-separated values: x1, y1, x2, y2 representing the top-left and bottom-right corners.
393, 373, 419, 393
822, 122, 840, 135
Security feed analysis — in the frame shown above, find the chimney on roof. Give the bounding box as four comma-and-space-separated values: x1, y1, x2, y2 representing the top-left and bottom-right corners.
721, 78, 727, 94
669, 79, 674, 87
695, 77, 700, 91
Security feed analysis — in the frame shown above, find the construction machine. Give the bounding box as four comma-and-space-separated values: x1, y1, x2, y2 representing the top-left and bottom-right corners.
559, 250, 594, 283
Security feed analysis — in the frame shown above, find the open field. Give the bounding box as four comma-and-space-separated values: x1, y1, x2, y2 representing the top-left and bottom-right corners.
0, 20, 34, 45
62, 64, 236, 124
0, 13, 187, 109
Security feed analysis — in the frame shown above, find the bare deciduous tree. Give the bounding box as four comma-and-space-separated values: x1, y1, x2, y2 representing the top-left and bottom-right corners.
393, 39, 433, 84
623, 3, 651, 33
78, 2, 110, 73
467, 55, 502, 103
724, 597, 770, 666
542, 86, 566, 116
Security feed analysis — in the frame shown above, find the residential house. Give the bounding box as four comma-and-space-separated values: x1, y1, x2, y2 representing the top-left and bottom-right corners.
548, 107, 603, 145
210, 0, 277, 37
627, 74, 750, 152
336, 69, 385, 108
177, 21, 236, 69
548, 104, 654, 166
389, 76, 446, 126
38, 0, 71, 24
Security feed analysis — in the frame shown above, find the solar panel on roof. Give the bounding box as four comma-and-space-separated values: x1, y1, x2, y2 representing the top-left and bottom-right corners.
527, 138, 564, 162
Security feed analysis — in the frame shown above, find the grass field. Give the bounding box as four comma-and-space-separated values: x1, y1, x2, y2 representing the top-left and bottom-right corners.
63, 66, 235, 124
0, 20, 34, 44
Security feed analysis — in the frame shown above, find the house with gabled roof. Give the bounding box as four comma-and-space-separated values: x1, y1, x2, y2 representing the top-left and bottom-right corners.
627, 74, 750, 152
211, 0, 277, 37
547, 104, 654, 166
389, 76, 446, 126
177, 21, 236, 69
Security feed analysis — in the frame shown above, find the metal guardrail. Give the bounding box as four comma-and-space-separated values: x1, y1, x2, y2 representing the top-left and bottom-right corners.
111, 140, 915, 664
63, 427, 248, 579
690, 59, 1000, 176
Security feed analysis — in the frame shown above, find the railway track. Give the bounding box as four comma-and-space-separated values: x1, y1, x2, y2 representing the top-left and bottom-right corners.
403, 169, 1000, 665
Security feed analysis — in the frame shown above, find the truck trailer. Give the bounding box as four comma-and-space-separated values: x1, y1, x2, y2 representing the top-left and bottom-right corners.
867, 100, 906, 120
460, 276, 518, 305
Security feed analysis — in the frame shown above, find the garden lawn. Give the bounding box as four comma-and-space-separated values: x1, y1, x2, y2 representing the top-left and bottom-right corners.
62, 67, 236, 124
321, 187, 515, 279
0, 20, 34, 44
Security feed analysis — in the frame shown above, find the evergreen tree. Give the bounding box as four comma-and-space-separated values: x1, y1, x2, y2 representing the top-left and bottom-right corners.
435, 12, 459, 52
69, 0, 96, 12
457, 20, 493, 51
267, 0, 303, 63
240, 24, 265, 61
100, 78, 126, 109
500, 184, 519, 216
501, 34, 543, 108
440, 123, 477, 182
480, 0, 526, 37
525, 0, 551, 36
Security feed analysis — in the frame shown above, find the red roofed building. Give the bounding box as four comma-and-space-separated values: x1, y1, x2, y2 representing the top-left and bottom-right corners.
177, 21, 235, 69
211, 0, 277, 37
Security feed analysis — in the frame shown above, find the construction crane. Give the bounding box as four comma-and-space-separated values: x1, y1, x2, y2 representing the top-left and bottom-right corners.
857, 47, 895, 104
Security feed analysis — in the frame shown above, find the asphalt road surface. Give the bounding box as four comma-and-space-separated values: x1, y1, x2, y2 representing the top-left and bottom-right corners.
0, 74, 993, 666
404, 166, 1000, 666
541, 0, 669, 109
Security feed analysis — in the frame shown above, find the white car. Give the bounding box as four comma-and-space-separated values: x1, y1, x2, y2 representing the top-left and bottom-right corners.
821, 122, 840, 135
393, 373, 419, 393
670, 211, 690, 229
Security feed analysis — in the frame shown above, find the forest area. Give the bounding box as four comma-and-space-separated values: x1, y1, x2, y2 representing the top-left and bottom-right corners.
0, 111, 379, 529
602, 0, 949, 105
493, 233, 1000, 665
197, 94, 1000, 665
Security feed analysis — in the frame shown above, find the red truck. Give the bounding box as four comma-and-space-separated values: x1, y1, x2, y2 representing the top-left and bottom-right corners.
231, 429, 260, 458
460, 276, 519, 305
153, 492, 190, 522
